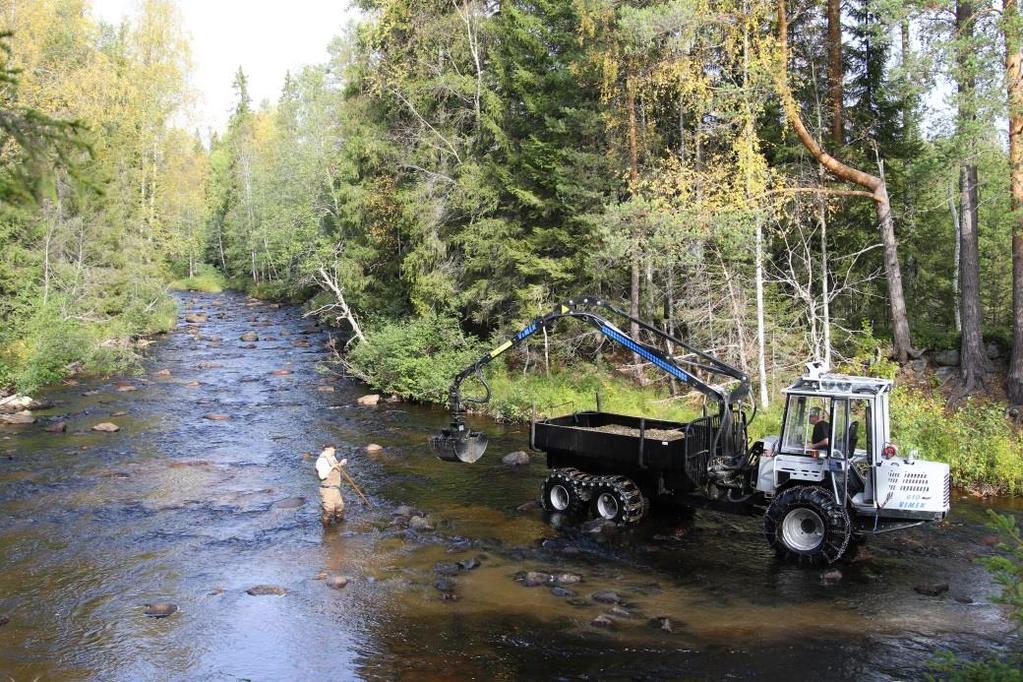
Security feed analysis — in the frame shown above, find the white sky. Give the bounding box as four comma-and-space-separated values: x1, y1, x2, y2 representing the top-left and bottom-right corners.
90, 0, 360, 135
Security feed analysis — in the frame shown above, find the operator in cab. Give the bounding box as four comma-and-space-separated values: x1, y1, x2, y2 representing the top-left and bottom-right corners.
808, 407, 830, 453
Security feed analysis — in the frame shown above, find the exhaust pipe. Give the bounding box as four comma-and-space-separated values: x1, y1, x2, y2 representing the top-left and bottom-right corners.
430, 422, 488, 463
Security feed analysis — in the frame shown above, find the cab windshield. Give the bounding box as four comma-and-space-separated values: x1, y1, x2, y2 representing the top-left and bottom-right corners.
781, 394, 832, 455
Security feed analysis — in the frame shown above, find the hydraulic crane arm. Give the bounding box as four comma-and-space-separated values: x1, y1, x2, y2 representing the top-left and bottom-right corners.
431, 295, 751, 463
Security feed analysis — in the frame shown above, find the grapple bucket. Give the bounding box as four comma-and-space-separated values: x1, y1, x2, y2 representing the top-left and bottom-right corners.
430, 424, 488, 463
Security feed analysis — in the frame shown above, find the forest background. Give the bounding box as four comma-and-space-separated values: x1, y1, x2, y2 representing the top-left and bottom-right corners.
2, 0, 1023, 495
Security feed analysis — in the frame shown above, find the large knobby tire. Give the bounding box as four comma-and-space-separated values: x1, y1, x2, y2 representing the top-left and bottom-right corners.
540, 469, 587, 515
591, 476, 646, 526
764, 485, 851, 565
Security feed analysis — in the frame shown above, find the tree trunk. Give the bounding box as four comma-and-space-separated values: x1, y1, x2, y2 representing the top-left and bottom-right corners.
1004, 0, 1023, 403
828, 0, 844, 146
901, 18, 912, 134
959, 164, 985, 390
627, 70, 643, 380
957, 0, 986, 392
776, 0, 914, 362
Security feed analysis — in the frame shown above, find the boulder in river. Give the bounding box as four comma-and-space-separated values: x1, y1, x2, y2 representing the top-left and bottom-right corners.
154, 369, 172, 377
365, 443, 384, 454
184, 312, 207, 324
591, 614, 615, 628
317, 385, 335, 393
143, 602, 178, 618
1, 412, 35, 425
550, 586, 577, 598
271, 369, 292, 376
553, 572, 582, 585
408, 515, 433, 531
821, 569, 843, 584
203, 413, 231, 421
326, 575, 350, 590
91, 422, 120, 432
115, 384, 137, 392
246, 584, 287, 596
914, 583, 949, 597
240, 331, 259, 342
502, 451, 529, 466
44, 421, 67, 433
591, 591, 622, 604
0, 615, 8, 627
0, 395, 38, 413
357, 394, 380, 406
518, 571, 552, 587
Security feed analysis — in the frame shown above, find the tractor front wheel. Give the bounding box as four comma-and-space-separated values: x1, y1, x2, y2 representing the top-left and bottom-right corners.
764, 485, 851, 565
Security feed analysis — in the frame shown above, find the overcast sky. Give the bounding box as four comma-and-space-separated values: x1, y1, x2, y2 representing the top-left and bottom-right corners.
91, 0, 360, 135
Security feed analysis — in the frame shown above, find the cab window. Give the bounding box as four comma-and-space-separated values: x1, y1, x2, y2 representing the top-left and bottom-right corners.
781, 395, 832, 455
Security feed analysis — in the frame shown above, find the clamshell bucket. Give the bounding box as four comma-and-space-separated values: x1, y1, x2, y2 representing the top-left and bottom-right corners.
431, 423, 488, 463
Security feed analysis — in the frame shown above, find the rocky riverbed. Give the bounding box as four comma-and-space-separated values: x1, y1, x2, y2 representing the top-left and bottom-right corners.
0, 291, 1017, 680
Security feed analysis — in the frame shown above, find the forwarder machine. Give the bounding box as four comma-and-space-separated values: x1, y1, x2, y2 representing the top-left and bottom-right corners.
430, 296, 951, 564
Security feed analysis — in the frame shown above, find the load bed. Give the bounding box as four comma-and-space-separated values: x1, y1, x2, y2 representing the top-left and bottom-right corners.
531, 411, 717, 491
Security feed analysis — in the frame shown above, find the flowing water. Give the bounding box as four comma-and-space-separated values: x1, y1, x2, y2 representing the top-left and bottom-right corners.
0, 291, 1017, 680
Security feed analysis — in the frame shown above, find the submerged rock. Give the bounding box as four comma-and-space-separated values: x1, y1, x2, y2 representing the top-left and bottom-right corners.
821, 569, 843, 584
246, 585, 287, 596
434, 562, 461, 576
550, 586, 577, 598
240, 331, 259, 342
518, 571, 552, 587
326, 575, 350, 590
591, 614, 615, 628
502, 451, 529, 466
591, 591, 622, 604
43, 421, 67, 433
434, 577, 455, 593
203, 414, 231, 421
154, 369, 172, 377
271, 369, 292, 376
184, 312, 207, 324
356, 394, 380, 406
272, 496, 305, 509
914, 583, 949, 597
143, 602, 178, 618
91, 422, 120, 433
457, 558, 481, 571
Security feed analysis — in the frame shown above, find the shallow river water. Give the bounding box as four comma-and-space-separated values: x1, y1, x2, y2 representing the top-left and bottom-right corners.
0, 292, 1018, 680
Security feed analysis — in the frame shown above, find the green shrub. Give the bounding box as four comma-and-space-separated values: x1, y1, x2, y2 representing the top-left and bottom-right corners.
10, 303, 91, 391
347, 315, 487, 403
169, 265, 227, 293
891, 388, 1023, 495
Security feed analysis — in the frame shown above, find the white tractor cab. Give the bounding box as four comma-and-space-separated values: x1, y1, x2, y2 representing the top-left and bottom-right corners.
757, 362, 951, 562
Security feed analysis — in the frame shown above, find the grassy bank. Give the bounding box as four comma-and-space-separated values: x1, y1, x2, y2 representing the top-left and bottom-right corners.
344, 316, 1023, 496
0, 290, 177, 394
169, 265, 228, 294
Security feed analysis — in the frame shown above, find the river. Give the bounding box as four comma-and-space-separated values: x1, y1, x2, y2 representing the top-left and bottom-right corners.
0, 291, 1017, 680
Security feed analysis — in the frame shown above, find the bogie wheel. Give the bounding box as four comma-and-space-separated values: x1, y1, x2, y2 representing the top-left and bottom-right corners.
591, 476, 646, 526
540, 469, 588, 515
764, 485, 851, 565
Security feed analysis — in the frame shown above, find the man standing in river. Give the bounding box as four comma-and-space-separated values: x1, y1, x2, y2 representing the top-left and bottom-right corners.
315, 446, 346, 525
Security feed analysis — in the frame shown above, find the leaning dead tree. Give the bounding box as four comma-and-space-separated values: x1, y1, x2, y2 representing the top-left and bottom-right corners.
775, 0, 914, 363
304, 250, 366, 345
